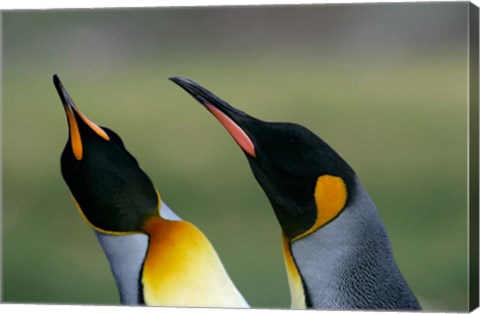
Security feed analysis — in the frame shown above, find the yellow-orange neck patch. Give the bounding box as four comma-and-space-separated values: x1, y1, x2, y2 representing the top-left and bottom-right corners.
141, 216, 247, 307
282, 236, 306, 309
292, 175, 347, 241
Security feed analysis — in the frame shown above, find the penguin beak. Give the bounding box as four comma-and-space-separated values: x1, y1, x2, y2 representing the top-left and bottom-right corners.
53, 74, 110, 160
169, 77, 256, 158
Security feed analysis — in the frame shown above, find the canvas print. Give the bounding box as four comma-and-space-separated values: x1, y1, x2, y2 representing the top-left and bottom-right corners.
1, 2, 478, 312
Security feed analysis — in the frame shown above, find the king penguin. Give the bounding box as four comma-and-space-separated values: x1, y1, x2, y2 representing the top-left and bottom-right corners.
53, 74, 248, 308
169, 77, 421, 310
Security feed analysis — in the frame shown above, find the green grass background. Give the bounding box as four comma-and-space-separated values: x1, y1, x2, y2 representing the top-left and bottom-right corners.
2, 3, 470, 311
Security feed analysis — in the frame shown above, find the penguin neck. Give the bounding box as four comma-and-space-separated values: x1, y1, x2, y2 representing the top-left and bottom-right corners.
281, 235, 308, 309
159, 201, 181, 221
288, 177, 410, 309
140, 215, 248, 308
95, 231, 148, 305
93, 201, 179, 305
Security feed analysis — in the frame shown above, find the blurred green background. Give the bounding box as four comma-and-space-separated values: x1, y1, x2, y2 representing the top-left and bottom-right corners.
1, 2, 470, 311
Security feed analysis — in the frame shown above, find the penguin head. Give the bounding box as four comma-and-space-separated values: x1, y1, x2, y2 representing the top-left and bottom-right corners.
54, 75, 158, 234
170, 77, 356, 241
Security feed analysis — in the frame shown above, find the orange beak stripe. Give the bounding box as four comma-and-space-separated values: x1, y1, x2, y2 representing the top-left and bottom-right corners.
64, 103, 110, 161
75, 107, 110, 141
65, 107, 83, 160
205, 103, 256, 157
